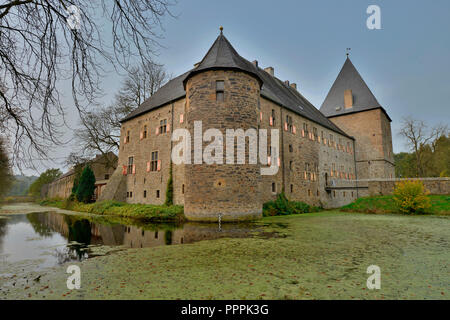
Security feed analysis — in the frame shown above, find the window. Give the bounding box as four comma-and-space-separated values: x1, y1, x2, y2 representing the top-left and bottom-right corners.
216, 80, 224, 102
127, 157, 134, 174
104, 174, 109, 180
271, 109, 276, 125
159, 119, 167, 134
308, 189, 311, 197
329, 134, 334, 146
126, 130, 130, 143
286, 115, 293, 132
289, 161, 293, 170
303, 123, 308, 135
289, 144, 293, 152
321, 131, 324, 141
156, 190, 160, 198
144, 190, 147, 198
313, 127, 318, 140
126, 192, 129, 198
182, 184, 185, 194
129, 191, 133, 198
290, 184, 293, 193
143, 125, 147, 139
150, 151, 159, 171
271, 182, 276, 193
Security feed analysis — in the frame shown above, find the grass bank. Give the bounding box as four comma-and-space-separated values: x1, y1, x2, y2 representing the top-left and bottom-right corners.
340, 195, 450, 215
39, 199, 185, 222
0, 196, 36, 204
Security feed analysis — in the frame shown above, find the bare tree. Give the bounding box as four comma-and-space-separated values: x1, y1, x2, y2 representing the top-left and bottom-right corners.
399, 117, 448, 176
118, 61, 169, 108
0, 137, 13, 196
73, 61, 168, 161
0, 0, 175, 170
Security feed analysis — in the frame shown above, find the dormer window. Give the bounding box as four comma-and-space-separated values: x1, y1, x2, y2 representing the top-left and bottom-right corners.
216, 80, 224, 102
344, 89, 353, 109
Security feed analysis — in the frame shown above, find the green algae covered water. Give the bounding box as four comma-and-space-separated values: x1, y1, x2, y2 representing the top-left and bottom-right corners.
0, 203, 449, 300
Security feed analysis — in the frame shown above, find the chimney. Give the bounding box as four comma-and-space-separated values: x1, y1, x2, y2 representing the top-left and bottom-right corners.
284, 80, 290, 86
252, 60, 258, 68
344, 89, 353, 109
290, 83, 297, 90
264, 66, 274, 76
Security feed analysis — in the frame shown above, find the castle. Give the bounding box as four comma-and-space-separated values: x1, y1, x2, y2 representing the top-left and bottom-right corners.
99, 29, 394, 221
44, 152, 118, 200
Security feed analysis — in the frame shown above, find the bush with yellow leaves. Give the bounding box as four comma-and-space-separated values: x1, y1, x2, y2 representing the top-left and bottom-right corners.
393, 179, 431, 214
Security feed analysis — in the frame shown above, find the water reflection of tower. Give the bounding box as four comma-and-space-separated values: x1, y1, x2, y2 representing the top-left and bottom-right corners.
122, 226, 185, 248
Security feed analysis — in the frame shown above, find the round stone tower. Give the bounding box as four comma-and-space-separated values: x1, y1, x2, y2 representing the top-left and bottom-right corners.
182, 30, 263, 222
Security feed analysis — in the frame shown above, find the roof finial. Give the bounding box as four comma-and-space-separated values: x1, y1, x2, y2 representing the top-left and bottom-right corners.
219, 26, 223, 34
346, 48, 351, 58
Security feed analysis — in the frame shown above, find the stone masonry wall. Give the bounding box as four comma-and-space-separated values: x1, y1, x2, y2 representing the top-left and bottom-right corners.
329, 108, 395, 182
113, 99, 186, 205
260, 96, 357, 208
184, 70, 262, 221
368, 178, 450, 196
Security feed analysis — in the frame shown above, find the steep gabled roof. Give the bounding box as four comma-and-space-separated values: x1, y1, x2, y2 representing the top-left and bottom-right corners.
183, 31, 262, 88
122, 71, 190, 122
255, 68, 349, 137
121, 32, 352, 138
320, 57, 390, 121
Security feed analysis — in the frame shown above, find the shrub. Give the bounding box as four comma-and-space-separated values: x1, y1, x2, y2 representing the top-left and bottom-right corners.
263, 193, 320, 216
393, 180, 431, 214
75, 165, 96, 203
165, 167, 173, 206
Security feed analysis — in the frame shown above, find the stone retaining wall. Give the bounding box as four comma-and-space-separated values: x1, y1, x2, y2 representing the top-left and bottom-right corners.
367, 178, 449, 196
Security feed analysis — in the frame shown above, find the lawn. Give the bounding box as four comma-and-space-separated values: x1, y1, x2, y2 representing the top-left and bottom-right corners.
39, 199, 185, 222
340, 195, 450, 215
3, 210, 449, 300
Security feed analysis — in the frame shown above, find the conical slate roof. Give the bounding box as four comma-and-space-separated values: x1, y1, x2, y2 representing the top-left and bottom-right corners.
183, 31, 263, 88
320, 57, 389, 120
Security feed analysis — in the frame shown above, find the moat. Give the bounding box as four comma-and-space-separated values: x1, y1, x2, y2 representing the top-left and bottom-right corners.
0, 203, 274, 272
1, 203, 448, 300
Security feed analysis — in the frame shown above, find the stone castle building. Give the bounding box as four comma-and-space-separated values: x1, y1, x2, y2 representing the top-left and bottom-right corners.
320, 57, 395, 195
100, 30, 394, 221
44, 152, 118, 200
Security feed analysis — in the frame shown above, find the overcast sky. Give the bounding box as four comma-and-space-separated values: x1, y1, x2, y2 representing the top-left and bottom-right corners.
19, 0, 450, 176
